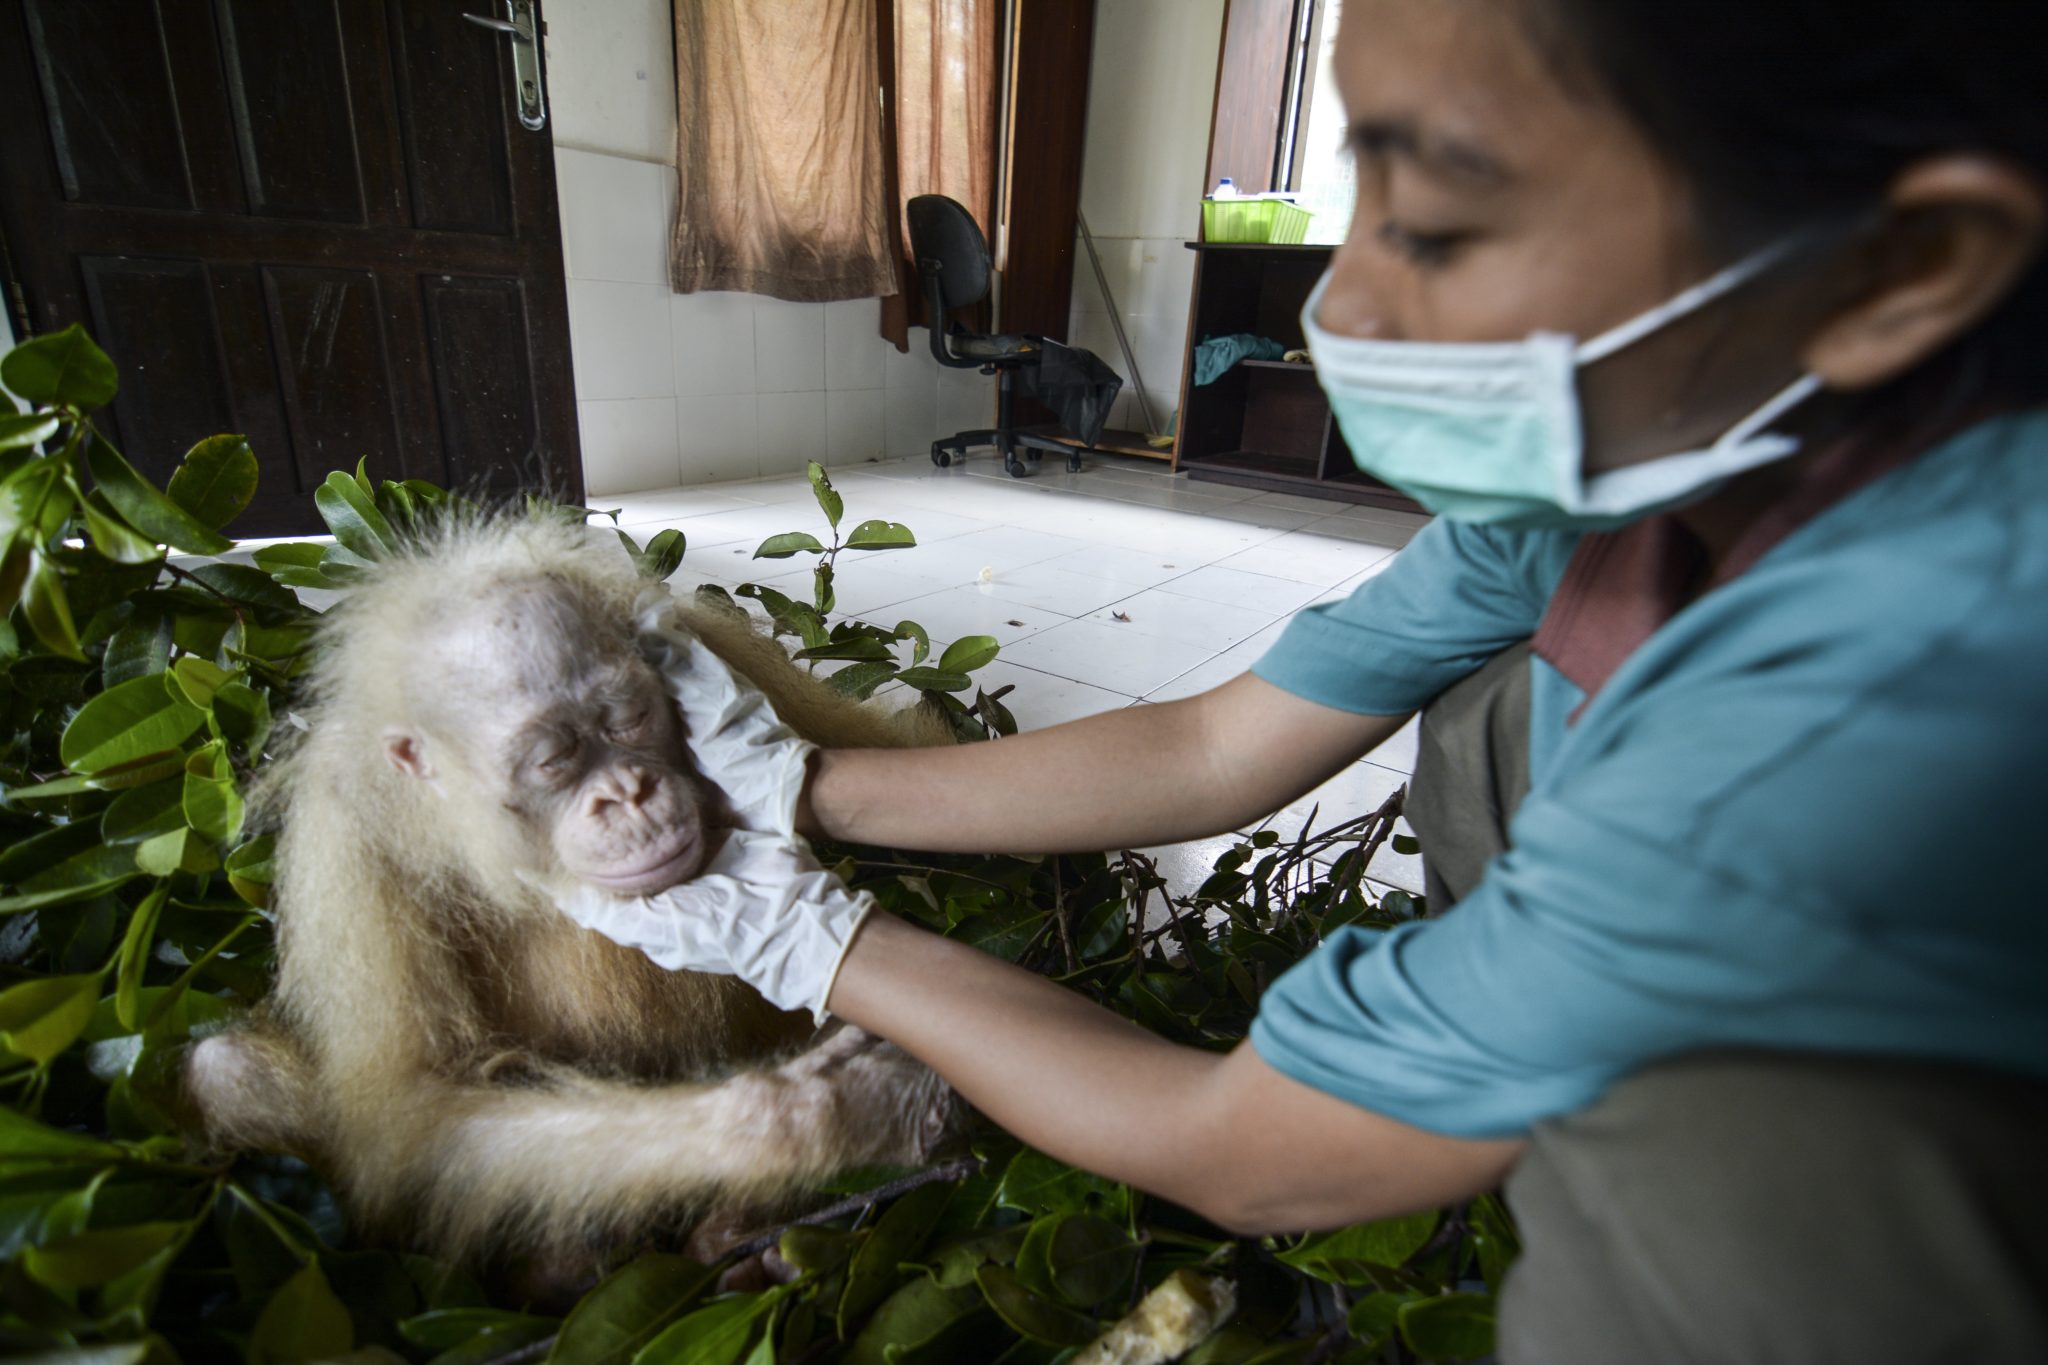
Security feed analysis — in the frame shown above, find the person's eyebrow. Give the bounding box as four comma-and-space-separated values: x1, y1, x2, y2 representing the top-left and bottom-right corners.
1349, 117, 1512, 187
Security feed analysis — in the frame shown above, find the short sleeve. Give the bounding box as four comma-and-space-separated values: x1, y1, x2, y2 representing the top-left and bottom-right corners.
1248, 802, 1800, 1138
1251, 519, 1577, 715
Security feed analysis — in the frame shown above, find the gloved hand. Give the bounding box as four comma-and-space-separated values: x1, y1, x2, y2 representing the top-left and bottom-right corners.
544, 827, 874, 1023
634, 589, 816, 838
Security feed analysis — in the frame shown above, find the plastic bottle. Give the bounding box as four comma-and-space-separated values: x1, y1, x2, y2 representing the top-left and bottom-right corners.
1211, 177, 1237, 199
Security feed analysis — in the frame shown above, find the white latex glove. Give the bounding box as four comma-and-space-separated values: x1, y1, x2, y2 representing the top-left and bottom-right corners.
547, 828, 875, 1022
635, 589, 816, 838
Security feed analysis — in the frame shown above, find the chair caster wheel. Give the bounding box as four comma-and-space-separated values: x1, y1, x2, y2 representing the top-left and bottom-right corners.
1067, 456, 1083, 473
1005, 458, 1028, 478
930, 443, 952, 468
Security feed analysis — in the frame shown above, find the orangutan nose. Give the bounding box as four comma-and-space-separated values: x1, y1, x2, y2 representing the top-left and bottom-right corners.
585, 765, 659, 823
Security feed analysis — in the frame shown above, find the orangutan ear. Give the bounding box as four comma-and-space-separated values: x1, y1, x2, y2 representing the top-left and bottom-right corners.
381, 729, 436, 782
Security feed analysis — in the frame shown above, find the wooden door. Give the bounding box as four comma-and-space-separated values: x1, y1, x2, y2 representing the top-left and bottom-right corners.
0, 0, 582, 536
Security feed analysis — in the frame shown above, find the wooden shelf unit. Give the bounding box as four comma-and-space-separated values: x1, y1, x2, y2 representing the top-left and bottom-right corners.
1170, 242, 1421, 512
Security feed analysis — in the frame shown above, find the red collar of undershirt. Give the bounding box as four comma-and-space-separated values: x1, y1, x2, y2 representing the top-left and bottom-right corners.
1529, 403, 1992, 719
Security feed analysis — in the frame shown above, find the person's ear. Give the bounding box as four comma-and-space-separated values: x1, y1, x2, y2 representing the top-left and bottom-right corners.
1803, 154, 2045, 391
382, 729, 436, 782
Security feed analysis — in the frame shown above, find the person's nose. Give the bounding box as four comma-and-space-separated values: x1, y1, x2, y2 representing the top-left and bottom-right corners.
1316, 238, 1397, 341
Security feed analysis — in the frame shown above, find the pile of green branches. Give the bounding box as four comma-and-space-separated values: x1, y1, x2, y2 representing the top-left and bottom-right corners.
0, 327, 1514, 1364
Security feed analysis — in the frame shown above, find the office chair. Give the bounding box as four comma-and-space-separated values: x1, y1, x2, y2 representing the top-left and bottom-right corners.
908, 194, 1083, 477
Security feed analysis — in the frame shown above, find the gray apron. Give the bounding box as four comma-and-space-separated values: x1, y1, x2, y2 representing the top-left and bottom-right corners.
1404, 644, 2048, 1363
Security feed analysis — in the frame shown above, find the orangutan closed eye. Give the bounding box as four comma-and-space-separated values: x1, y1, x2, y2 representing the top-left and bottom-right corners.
180, 517, 958, 1285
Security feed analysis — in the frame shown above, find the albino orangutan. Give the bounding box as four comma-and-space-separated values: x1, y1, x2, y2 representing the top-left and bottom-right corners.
182, 516, 956, 1275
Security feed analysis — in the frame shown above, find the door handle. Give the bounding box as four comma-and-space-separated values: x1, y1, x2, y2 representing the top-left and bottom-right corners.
464, 1, 546, 132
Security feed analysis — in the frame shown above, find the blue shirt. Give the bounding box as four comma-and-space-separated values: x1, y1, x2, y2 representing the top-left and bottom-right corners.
1247, 410, 2048, 1138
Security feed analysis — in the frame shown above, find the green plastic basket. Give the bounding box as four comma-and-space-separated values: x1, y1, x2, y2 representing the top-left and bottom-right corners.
1202, 196, 1313, 244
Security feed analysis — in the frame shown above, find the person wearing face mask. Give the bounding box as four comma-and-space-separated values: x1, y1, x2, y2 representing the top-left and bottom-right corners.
543, 1, 2048, 1357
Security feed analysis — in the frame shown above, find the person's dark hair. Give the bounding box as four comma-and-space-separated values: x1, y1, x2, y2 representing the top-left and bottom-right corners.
1531, 0, 2048, 405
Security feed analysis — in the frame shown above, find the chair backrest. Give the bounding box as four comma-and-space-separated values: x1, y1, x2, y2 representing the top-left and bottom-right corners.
906, 195, 991, 312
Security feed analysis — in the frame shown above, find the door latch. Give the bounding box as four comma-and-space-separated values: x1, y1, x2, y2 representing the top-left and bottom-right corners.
463, 0, 546, 132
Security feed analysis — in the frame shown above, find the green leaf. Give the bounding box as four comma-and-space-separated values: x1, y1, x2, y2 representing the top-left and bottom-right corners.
0, 1106, 123, 1162
134, 827, 216, 878
937, 635, 1000, 674
1275, 1210, 1440, 1283
813, 559, 835, 615
115, 884, 170, 1031
78, 492, 163, 565
1039, 1213, 1139, 1309
844, 1277, 986, 1365
187, 561, 301, 614
0, 973, 102, 1065
313, 469, 398, 560
895, 667, 972, 692
845, 519, 916, 550
824, 659, 899, 700
1391, 834, 1421, 856
1, 324, 118, 409
544, 1254, 718, 1365
639, 527, 688, 580
24, 551, 84, 660
168, 656, 233, 709
7, 750, 186, 802
0, 411, 60, 452
15, 837, 142, 902
23, 1221, 185, 1290
165, 435, 258, 529
225, 834, 277, 908
183, 759, 244, 845
996, 1149, 1130, 1223
807, 461, 843, 529
753, 531, 827, 560
399, 1307, 559, 1350
974, 1263, 1098, 1346
894, 619, 931, 665
976, 687, 1018, 737
1397, 1292, 1496, 1361
213, 681, 273, 755
102, 614, 174, 686
59, 674, 206, 773
102, 779, 187, 846
86, 436, 233, 554
634, 1291, 775, 1365
840, 1179, 954, 1326
778, 1224, 861, 1275
794, 637, 895, 663
248, 1258, 355, 1363
251, 540, 335, 585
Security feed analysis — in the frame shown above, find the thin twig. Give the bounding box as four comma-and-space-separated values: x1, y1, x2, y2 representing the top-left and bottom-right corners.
719, 1156, 983, 1264
1052, 862, 1077, 973
160, 560, 245, 614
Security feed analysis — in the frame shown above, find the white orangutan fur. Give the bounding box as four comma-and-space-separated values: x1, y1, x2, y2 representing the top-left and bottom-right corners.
183, 515, 955, 1269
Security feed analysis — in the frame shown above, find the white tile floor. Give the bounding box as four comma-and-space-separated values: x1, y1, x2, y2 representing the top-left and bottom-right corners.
605, 452, 1431, 896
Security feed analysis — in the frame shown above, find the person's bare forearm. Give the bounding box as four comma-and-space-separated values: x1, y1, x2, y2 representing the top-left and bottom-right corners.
829, 913, 1523, 1232
800, 674, 1406, 856
828, 912, 1232, 1213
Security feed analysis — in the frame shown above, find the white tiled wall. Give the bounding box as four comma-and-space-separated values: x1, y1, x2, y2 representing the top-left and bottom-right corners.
1066, 0, 1227, 437
557, 147, 992, 496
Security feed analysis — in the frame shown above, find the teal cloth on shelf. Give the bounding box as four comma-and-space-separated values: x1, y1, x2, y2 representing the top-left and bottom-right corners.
1191, 333, 1287, 385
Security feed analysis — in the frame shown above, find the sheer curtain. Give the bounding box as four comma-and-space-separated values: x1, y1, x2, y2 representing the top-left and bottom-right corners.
669, 0, 898, 301
880, 0, 1000, 348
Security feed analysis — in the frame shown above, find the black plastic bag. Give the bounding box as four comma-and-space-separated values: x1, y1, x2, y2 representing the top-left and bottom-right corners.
1021, 338, 1124, 447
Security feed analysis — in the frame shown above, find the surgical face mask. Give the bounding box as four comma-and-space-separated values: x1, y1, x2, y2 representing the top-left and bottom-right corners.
1301, 241, 1825, 531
